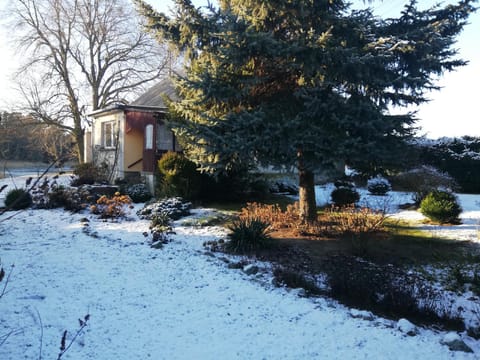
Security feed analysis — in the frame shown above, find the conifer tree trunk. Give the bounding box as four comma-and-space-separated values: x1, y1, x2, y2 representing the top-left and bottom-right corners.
298, 149, 317, 223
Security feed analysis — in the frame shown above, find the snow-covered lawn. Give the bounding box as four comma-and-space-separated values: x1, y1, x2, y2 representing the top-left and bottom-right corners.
1, 175, 479, 359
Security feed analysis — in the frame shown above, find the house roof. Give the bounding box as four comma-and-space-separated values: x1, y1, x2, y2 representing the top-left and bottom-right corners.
130, 77, 178, 108
88, 77, 178, 118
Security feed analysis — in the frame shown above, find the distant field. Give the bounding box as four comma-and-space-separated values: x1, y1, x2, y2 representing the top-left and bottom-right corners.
0, 160, 75, 178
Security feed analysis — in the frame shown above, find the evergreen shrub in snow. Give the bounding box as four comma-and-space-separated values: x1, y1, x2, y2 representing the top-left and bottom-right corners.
137, 197, 192, 221
367, 176, 391, 196
125, 183, 152, 203
331, 180, 360, 207
393, 165, 457, 204
4, 188, 32, 210
420, 190, 462, 224
226, 218, 272, 253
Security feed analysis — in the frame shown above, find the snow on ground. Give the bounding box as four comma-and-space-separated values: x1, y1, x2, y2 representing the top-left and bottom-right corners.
0, 174, 479, 359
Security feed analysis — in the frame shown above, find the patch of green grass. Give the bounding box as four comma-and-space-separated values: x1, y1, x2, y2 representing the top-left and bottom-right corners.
370, 218, 480, 265
182, 212, 234, 227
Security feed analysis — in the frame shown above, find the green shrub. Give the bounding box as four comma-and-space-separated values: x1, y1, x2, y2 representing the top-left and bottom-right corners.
150, 212, 171, 229
420, 190, 462, 224
226, 218, 272, 253
5, 188, 32, 210
72, 162, 108, 186
47, 185, 70, 208
392, 166, 458, 204
125, 183, 152, 203
331, 181, 360, 207
156, 152, 203, 200
367, 176, 391, 196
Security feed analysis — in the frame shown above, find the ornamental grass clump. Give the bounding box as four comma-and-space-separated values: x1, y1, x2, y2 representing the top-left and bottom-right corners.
226, 218, 272, 254
420, 190, 462, 224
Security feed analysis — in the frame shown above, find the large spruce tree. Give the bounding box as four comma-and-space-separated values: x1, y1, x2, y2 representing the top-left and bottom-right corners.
136, 0, 476, 222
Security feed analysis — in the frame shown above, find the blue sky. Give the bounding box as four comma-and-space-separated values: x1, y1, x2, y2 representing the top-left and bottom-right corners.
0, 0, 477, 138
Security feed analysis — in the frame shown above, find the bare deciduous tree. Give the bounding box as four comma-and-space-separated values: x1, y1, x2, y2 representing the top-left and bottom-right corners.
8, 0, 169, 162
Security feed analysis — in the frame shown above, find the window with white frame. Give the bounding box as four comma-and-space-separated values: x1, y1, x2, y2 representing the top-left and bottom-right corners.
102, 121, 117, 148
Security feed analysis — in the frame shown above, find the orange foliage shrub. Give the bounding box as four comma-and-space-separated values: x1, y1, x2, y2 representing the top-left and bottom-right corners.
323, 205, 387, 235
239, 202, 301, 230
90, 192, 133, 219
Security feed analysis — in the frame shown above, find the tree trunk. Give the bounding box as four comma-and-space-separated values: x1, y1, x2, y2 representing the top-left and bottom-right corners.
297, 149, 317, 223
298, 168, 317, 223
73, 126, 85, 163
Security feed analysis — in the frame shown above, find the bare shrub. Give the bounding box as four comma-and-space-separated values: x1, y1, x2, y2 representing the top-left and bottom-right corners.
324, 256, 465, 330
324, 205, 387, 235
273, 267, 322, 296
239, 202, 300, 231
392, 165, 458, 204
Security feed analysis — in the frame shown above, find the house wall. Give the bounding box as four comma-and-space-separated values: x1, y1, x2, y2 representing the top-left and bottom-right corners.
123, 129, 143, 173
90, 111, 125, 181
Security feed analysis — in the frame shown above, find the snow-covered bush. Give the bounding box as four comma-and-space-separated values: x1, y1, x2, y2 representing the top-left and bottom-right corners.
125, 183, 152, 203
331, 180, 360, 207
420, 190, 462, 224
137, 197, 192, 221
367, 176, 391, 196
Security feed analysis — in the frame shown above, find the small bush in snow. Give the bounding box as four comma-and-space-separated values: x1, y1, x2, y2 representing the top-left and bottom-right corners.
4, 188, 32, 210
226, 218, 272, 253
149, 213, 173, 249
90, 192, 133, 219
137, 197, 192, 221
367, 176, 391, 196
420, 190, 462, 224
392, 166, 457, 204
125, 183, 152, 203
331, 180, 360, 207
